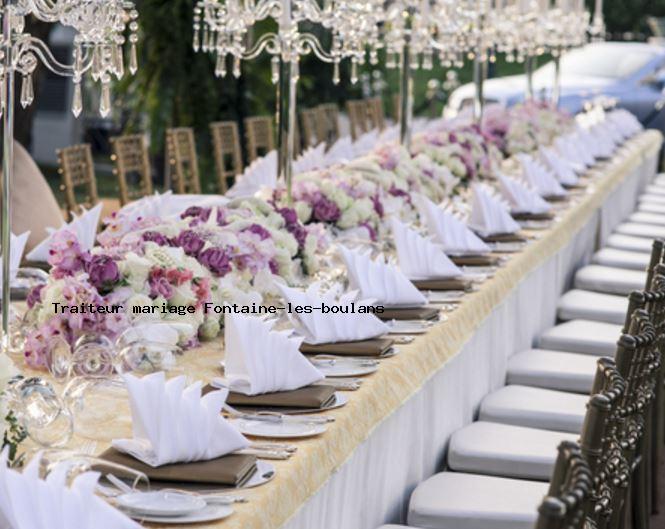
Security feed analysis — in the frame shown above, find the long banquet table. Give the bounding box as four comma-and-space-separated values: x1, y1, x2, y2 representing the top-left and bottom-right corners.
74, 131, 662, 529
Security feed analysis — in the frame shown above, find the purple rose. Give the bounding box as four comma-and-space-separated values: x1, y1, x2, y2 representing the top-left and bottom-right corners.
181, 206, 211, 222
244, 223, 271, 241
174, 230, 205, 257
277, 207, 298, 226
371, 194, 384, 217
142, 231, 170, 246
312, 196, 341, 223
148, 268, 174, 299
198, 247, 232, 277
84, 255, 120, 292
269, 259, 279, 275
26, 284, 45, 308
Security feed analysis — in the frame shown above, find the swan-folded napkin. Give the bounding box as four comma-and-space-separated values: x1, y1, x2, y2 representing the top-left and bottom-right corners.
468, 184, 521, 236
497, 173, 552, 215
112, 372, 248, 467
225, 313, 323, 395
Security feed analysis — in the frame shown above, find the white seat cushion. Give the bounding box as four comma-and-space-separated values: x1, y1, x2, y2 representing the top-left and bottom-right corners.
644, 185, 665, 196
377, 526, 414, 529
615, 222, 665, 239
557, 289, 628, 324
538, 319, 621, 356
574, 265, 646, 295
479, 385, 588, 433
591, 248, 649, 271
448, 422, 578, 480
407, 472, 548, 529
652, 174, 665, 186
637, 202, 665, 215
639, 193, 665, 205
629, 212, 665, 226
507, 349, 598, 393
606, 234, 655, 253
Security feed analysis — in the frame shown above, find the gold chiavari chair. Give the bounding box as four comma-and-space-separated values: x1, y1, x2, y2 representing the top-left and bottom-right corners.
244, 116, 275, 162
367, 97, 386, 131
210, 121, 243, 193
316, 103, 341, 145
56, 143, 99, 220
110, 134, 153, 206
165, 127, 201, 195
300, 108, 320, 148
346, 99, 370, 140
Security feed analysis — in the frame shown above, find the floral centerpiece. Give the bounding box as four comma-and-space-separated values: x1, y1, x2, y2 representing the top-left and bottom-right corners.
22, 198, 327, 370
481, 102, 573, 156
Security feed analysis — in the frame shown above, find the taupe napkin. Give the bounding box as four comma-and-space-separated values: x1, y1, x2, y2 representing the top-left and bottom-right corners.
481, 232, 527, 243
378, 306, 440, 321
451, 255, 500, 267
411, 278, 472, 291
300, 337, 394, 357
100, 448, 257, 487
227, 384, 336, 409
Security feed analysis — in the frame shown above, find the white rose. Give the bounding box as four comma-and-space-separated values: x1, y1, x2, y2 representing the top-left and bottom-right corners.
295, 201, 313, 222
120, 252, 152, 293
170, 283, 198, 307
125, 293, 153, 314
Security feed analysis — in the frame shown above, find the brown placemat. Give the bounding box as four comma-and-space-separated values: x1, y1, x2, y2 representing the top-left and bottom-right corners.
450, 255, 500, 267
481, 232, 527, 243
226, 385, 336, 409
511, 211, 555, 221
378, 306, 440, 321
411, 278, 472, 291
99, 448, 257, 487
300, 337, 394, 357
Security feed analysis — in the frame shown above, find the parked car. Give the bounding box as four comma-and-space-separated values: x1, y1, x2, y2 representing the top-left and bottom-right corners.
446, 41, 665, 129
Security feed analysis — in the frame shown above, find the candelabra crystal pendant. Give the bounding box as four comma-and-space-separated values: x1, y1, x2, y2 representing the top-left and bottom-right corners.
19, 73, 33, 108
72, 81, 83, 118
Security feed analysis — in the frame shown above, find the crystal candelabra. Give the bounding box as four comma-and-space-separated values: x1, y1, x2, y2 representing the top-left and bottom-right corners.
194, 0, 378, 201
0, 0, 138, 354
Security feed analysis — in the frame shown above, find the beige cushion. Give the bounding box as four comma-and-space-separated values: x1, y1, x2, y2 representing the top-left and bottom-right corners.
574, 265, 646, 295
538, 319, 621, 356
629, 212, 665, 226
407, 472, 548, 529
507, 349, 598, 393
557, 289, 628, 324
479, 385, 588, 433
606, 234, 655, 253
645, 184, 665, 196
615, 222, 665, 239
9, 142, 64, 253
637, 202, 665, 215
591, 248, 649, 271
448, 421, 577, 480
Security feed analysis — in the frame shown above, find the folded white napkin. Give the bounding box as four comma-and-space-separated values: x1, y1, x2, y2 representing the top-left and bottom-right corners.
324, 137, 355, 166
225, 313, 323, 395
415, 194, 490, 256
293, 143, 327, 175
0, 231, 30, 292
0, 450, 140, 529
120, 192, 229, 220
554, 135, 589, 172
539, 147, 579, 187
497, 173, 552, 215
390, 218, 463, 280
27, 203, 102, 262
468, 184, 521, 236
277, 282, 389, 344
339, 246, 427, 307
226, 150, 278, 198
517, 154, 567, 198
112, 372, 248, 467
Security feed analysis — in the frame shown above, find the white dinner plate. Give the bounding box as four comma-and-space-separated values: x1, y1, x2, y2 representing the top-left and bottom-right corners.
387, 320, 432, 334
311, 358, 379, 378
117, 491, 206, 517
426, 290, 466, 303
125, 503, 233, 524
230, 417, 328, 439
488, 241, 526, 253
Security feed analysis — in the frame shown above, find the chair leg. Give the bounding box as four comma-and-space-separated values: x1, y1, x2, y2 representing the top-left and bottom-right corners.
633, 460, 650, 529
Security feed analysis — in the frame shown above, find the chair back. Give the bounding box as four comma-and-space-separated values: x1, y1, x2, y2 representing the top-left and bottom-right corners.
301, 108, 320, 148
56, 143, 98, 219
244, 116, 275, 162
316, 103, 341, 145
210, 121, 243, 193
346, 99, 372, 140
110, 134, 153, 206
166, 127, 201, 195
536, 441, 592, 529
367, 97, 386, 131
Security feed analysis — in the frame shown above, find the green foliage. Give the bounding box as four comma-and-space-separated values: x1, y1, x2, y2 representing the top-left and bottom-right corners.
2, 411, 27, 465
